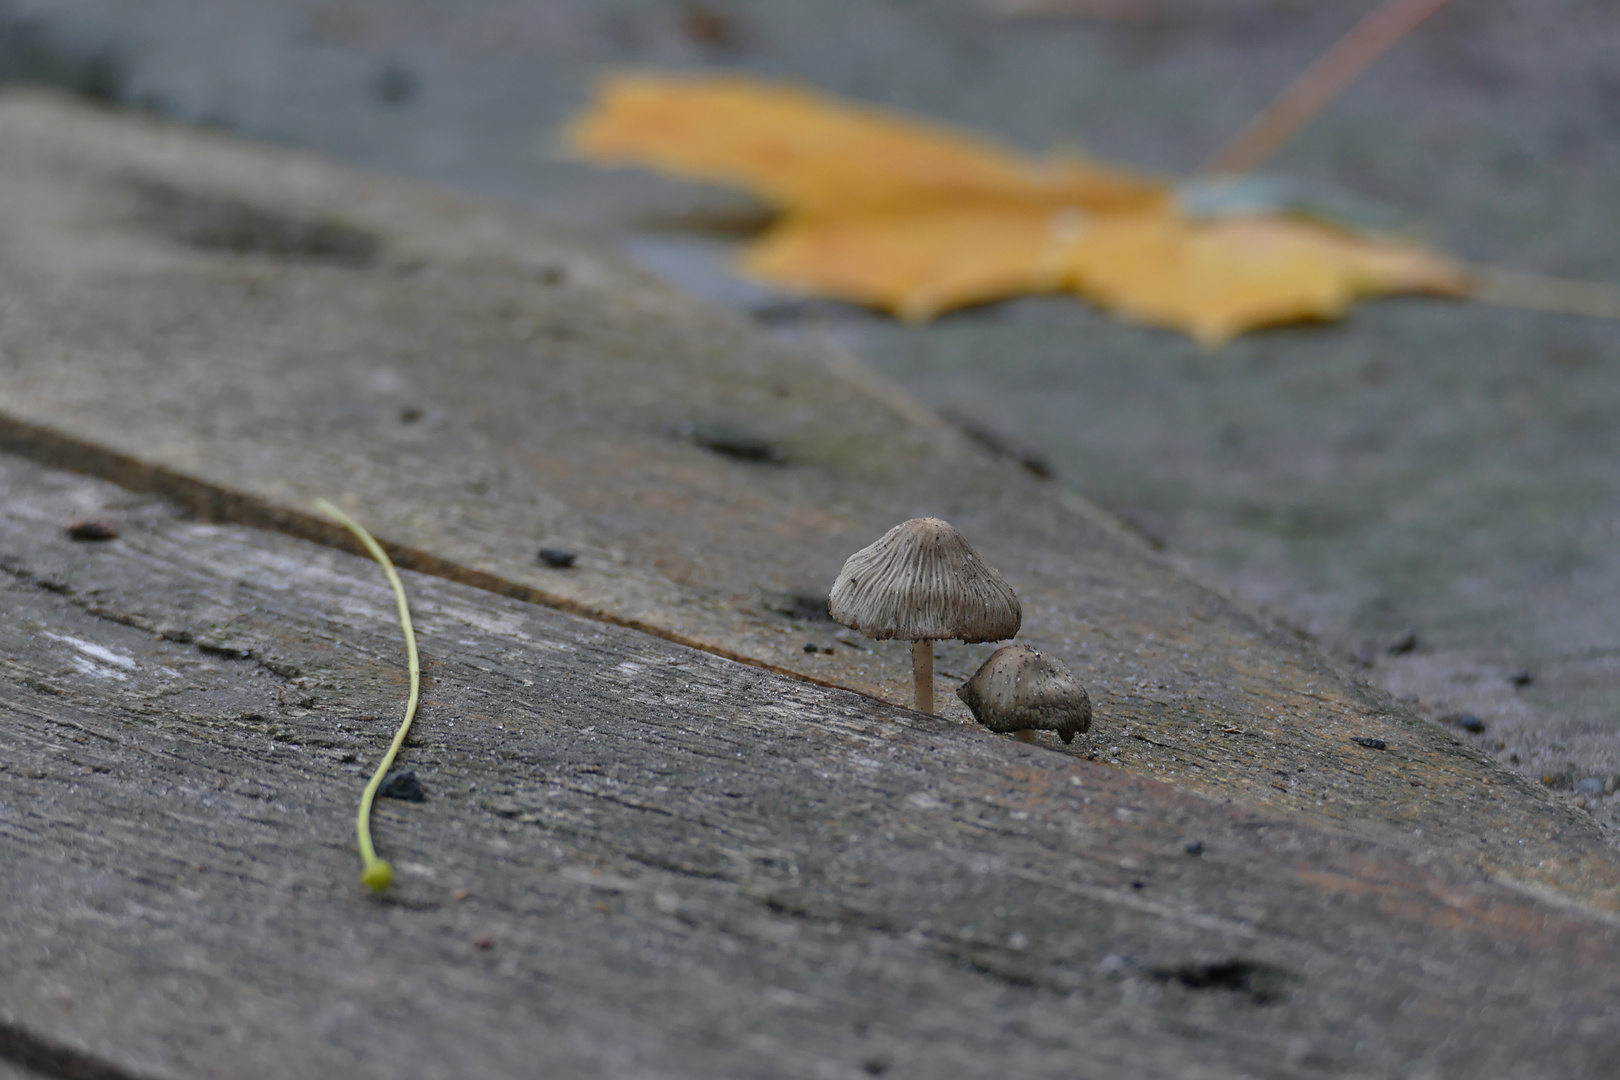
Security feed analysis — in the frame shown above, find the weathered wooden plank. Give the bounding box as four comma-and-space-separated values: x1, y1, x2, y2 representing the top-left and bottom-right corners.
0, 1053, 52, 1080
4, 452, 1620, 1079
0, 90, 1614, 913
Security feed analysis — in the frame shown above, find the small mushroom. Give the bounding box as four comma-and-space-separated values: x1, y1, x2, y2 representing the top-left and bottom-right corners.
828, 517, 1020, 713
956, 644, 1092, 744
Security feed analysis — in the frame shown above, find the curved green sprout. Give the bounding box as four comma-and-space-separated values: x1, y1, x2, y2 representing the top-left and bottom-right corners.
313, 498, 421, 894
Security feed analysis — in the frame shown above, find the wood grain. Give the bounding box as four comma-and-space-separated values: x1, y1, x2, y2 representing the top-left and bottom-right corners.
4, 452, 1619, 1079
0, 90, 1610, 910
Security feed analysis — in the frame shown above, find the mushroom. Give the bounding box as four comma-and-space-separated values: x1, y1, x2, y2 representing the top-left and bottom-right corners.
828, 517, 1020, 713
956, 644, 1092, 744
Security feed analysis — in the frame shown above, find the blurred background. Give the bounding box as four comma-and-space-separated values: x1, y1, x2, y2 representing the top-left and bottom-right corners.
3, 0, 1618, 798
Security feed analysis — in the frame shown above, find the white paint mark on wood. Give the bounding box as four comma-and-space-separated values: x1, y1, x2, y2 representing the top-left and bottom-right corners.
43, 631, 135, 678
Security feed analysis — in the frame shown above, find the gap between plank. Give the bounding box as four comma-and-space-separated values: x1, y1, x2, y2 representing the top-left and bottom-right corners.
0, 413, 896, 709
0, 1018, 162, 1080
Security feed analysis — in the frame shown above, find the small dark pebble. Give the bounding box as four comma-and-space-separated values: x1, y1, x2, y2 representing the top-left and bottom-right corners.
1184, 841, 1205, 856
400, 406, 423, 423
804, 642, 819, 653
1131, 881, 1145, 890
1386, 630, 1418, 656
66, 519, 119, 542
378, 769, 424, 802
1508, 670, 1534, 688
1453, 713, 1487, 734
861, 1059, 889, 1078
1351, 736, 1387, 750
538, 547, 577, 569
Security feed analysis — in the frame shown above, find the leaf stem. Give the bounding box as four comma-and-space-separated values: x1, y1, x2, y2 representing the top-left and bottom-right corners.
1466, 266, 1620, 322
1200, 0, 1455, 177
313, 498, 421, 894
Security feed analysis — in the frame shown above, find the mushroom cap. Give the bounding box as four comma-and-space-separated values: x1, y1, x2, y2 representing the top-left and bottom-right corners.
828, 518, 1021, 643
956, 644, 1092, 743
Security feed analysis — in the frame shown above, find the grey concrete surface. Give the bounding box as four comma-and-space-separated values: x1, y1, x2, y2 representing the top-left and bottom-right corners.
3, 0, 1618, 809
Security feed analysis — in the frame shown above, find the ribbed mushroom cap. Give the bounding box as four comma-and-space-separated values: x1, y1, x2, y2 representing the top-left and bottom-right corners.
828, 518, 1021, 643
956, 644, 1092, 743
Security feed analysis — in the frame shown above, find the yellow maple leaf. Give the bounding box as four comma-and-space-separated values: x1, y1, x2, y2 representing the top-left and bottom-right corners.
743, 204, 1086, 323
1068, 212, 1470, 345
568, 73, 1472, 344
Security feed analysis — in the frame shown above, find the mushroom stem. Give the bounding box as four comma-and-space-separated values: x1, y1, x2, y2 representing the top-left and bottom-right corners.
911, 639, 934, 714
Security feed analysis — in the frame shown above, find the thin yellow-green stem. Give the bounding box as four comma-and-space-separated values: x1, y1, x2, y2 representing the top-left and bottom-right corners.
313, 498, 420, 894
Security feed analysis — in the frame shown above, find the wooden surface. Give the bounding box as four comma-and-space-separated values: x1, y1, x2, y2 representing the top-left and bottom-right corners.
4, 452, 1620, 1080
0, 90, 1613, 913
0, 91, 1618, 1077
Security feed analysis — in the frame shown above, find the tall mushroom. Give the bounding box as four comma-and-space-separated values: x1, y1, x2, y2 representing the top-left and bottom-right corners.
956, 643, 1092, 744
828, 517, 1021, 713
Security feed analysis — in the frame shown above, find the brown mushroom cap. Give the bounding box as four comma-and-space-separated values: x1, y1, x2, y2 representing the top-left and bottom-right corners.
956, 644, 1092, 743
828, 518, 1021, 643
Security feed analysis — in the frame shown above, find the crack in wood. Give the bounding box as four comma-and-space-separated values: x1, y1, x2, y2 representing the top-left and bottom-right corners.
0, 413, 885, 706
0, 1020, 163, 1080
